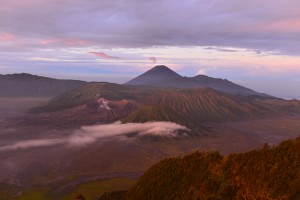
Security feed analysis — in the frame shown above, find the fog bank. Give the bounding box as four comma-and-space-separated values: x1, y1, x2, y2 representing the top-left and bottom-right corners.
0, 121, 188, 151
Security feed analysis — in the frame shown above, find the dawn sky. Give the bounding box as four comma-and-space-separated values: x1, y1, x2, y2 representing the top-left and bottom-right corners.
0, 0, 300, 99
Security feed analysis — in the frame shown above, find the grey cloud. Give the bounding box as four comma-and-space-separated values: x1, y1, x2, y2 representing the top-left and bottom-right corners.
0, 121, 188, 151
1, 0, 300, 54
204, 47, 239, 53
148, 57, 157, 64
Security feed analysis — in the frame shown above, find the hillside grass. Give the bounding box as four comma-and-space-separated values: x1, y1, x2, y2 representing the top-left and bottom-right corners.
124, 136, 300, 200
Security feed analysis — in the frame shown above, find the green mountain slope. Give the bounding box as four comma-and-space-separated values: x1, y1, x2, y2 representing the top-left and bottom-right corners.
33, 82, 273, 121
31, 82, 300, 128
122, 136, 300, 200
34, 81, 300, 119
141, 88, 271, 122
32, 82, 166, 112
121, 105, 202, 131
122, 105, 187, 124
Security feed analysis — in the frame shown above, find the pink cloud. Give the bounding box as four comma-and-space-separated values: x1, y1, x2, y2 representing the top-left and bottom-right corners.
263, 18, 300, 32
65, 39, 87, 46
88, 52, 120, 59
246, 18, 300, 33
0, 33, 16, 41
39, 39, 58, 45
39, 38, 87, 46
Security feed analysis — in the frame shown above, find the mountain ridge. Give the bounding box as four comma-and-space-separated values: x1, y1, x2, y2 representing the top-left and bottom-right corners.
125, 65, 267, 96
28, 81, 300, 130
0, 73, 86, 97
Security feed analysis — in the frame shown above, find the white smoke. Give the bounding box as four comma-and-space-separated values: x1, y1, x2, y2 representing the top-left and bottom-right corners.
197, 69, 207, 75
0, 122, 188, 151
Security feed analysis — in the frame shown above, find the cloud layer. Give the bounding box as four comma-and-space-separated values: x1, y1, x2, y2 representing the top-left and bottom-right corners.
0, 122, 188, 151
1, 0, 300, 54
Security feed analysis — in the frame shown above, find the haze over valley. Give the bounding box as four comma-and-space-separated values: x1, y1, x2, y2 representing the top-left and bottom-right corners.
1, 65, 300, 199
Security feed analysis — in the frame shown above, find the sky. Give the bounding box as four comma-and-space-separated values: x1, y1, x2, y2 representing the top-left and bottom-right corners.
0, 0, 300, 99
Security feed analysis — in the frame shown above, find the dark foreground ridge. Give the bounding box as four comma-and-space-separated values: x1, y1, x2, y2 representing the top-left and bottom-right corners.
97, 136, 300, 200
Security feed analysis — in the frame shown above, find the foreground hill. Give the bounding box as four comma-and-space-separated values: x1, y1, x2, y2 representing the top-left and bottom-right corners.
99, 136, 300, 200
0, 73, 86, 97
125, 65, 266, 96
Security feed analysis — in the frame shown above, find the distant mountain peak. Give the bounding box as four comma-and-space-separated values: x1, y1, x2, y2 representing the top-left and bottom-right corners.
193, 74, 207, 78
193, 74, 209, 79
125, 65, 181, 86
145, 65, 180, 76
149, 65, 172, 71
3, 73, 46, 81
193, 74, 228, 81
9, 73, 35, 77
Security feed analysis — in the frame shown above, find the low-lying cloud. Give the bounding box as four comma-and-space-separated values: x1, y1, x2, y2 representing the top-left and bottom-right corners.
0, 139, 64, 151
0, 122, 188, 152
